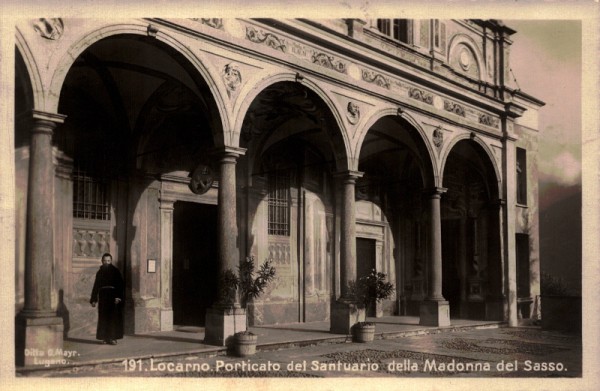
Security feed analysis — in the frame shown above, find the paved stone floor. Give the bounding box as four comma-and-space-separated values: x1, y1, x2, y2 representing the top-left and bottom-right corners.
19, 327, 581, 379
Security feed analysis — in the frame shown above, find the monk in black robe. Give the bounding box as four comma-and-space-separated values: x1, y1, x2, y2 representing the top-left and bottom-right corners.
90, 253, 124, 345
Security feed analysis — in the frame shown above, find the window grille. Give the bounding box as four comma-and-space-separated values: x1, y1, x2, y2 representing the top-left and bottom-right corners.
268, 169, 290, 236
72, 165, 110, 220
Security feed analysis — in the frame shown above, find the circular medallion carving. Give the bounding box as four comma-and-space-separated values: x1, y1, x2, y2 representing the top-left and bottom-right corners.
189, 164, 214, 195
433, 126, 444, 148
222, 63, 242, 97
346, 101, 360, 125
459, 48, 471, 71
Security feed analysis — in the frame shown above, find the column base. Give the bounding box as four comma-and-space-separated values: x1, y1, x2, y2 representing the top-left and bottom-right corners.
486, 297, 507, 321
160, 309, 174, 331
204, 306, 246, 346
15, 313, 63, 367
419, 300, 451, 327
330, 300, 365, 335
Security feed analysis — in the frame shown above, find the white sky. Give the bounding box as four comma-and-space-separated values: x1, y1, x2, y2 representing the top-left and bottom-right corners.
509, 20, 582, 186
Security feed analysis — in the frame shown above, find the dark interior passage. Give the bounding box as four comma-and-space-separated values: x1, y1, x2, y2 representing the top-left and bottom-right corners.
442, 219, 461, 318
172, 202, 218, 326
356, 237, 377, 316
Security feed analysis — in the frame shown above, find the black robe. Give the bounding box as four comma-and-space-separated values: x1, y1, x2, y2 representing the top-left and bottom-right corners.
90, 264, 124, 341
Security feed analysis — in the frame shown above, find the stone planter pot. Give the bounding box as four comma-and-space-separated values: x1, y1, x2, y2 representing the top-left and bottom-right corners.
352, 323, 375, 343
233, 332, 258, 357
541, 295, 581, 333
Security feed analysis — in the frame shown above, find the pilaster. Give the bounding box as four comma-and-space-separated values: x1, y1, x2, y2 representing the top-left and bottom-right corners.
159, 198, 174, 331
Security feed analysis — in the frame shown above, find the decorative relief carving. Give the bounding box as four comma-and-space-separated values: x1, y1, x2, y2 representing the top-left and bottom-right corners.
479, 113, 499, 128
268, 240, 291, 265
311, 52, 347, 74
443, 100, 466, 117
33, 18, 64, 40
189, 164, 214, 194
432, 126, 444, 148
246, 26, 286, 52
408, 87, 433, 105
222, 63, 242, 98
73, 229, 110, 258
459, 48, 471, 71
346, 101, 360, 125
191, 18, 224, 29
290, 42, 308, 57
361, 69, 390, 89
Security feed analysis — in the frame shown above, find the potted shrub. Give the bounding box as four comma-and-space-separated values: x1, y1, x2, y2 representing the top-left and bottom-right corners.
348, 269, 394, 343
228, 255, 276, 356
540, 272, 581, 333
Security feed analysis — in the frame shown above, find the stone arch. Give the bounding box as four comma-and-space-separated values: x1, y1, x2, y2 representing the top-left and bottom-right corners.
447, 33, 487, 82
47, 21, 229, 147
15, 28, 44, 111
234, 72, 352, 172
440, 134, 502, 200
356, 107, 437, 188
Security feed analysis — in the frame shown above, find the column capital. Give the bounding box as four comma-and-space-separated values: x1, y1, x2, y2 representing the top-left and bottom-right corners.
158, 197, 176, 210
423, 187, 447, 198
212, 146, 246, 161
31, 110, 66, 136
333, 170, 364, 183
32, 110, 67, 124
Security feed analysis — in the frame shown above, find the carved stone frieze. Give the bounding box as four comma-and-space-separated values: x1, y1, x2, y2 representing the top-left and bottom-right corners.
33, 18, 64, 40
346, 101, 360, 125
443, 100, 466, 117
361, 69, 390, 89
222, 63, 242, 98
479, 113, 499, 128
191, 18, 224, 30
408, 87, 434, 105
246, 26, 286, 52
311, 52, 347, 74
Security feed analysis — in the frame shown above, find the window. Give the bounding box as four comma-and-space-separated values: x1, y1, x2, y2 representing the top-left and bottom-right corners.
431, 19, 447, 53
376, 19, 411, 44
267, 169, 290, 236
73, 165, 110, 220
516, 148, 527, 205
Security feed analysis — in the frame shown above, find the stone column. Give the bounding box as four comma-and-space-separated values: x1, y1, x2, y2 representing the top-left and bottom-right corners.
159, 198, 174, 331
486, 200, 506, 320
15, 110, 66, 366
330, 170, 365, 334
419, 187, 451, 326
205, 146, 246, 346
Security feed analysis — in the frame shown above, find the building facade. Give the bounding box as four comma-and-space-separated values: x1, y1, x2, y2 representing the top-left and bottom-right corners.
14, 18, 543, 365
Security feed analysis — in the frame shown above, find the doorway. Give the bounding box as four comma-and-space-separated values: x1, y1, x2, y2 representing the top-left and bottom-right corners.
172, 202, 218, 326
356, 237, 377, 316
442, 219, 461, 318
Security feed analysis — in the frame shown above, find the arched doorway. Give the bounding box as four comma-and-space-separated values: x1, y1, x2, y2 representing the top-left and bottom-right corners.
441, 139, 501, 320
358, 114, 435, 317
54, 34, 223, 334
239, 81, 344, 325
